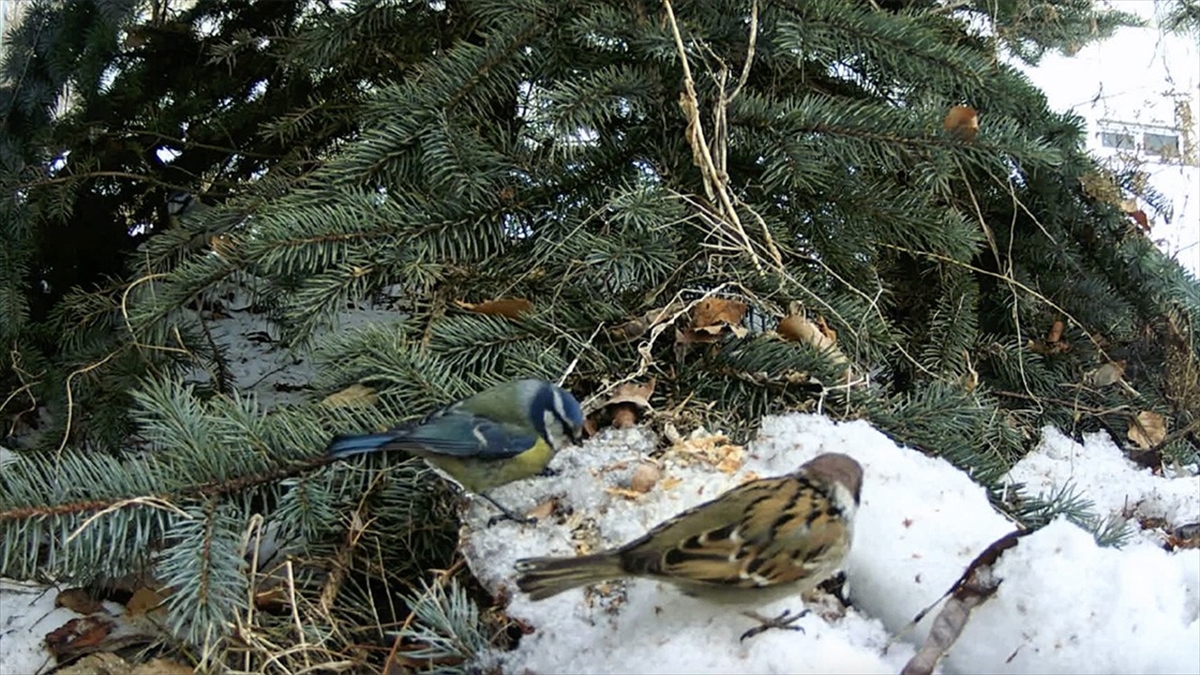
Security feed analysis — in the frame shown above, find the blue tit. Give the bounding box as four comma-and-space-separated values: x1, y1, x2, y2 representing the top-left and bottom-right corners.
325, 378, 585, 523
166, 190, 196, 217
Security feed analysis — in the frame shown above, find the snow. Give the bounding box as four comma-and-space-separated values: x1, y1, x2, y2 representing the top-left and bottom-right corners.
461, 414, 1200, 674
1008, 426, 1200, 537
0, 579, 116, 675
178, 288, 400, 409
1018, 0, 1200, 276
949, 518, 1200, 673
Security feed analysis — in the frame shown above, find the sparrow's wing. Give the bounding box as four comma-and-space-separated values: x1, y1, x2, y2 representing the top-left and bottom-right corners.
622, 475, 848, 589
381, 411, 540, 460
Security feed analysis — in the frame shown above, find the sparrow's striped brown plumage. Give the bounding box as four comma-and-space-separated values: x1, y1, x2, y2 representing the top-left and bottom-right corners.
514, 452, 862, 617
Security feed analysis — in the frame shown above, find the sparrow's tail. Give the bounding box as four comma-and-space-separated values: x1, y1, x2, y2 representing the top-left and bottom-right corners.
514, 553, 626, 600
324, 432, 397, 459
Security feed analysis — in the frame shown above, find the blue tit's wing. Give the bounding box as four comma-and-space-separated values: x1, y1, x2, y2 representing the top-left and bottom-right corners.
388, 410, 540, 460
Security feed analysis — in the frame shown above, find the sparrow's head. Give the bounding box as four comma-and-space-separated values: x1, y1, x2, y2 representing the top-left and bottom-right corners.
802, 452, 863, 506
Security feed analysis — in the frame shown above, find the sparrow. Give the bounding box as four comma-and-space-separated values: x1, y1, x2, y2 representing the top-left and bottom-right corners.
514, 452, 863, 639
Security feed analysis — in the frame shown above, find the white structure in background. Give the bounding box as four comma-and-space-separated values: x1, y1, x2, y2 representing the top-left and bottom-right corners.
0, 0, 28, 55
1021, 0, 1200, 277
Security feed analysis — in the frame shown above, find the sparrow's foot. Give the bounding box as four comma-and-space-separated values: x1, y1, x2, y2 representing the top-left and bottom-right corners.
738, 608, 810, 642
535, 466, 561, 478
480, 493, 537, 527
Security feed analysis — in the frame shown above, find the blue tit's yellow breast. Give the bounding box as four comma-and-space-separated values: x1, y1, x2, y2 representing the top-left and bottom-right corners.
423, 437, 555, 494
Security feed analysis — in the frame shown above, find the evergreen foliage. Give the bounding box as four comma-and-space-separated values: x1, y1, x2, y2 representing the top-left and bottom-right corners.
1, 0, 1196, 670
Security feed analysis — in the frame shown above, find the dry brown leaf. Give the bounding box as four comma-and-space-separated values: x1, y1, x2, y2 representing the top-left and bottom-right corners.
959, 369, 978, 393
901, 530, 1030, 675
1129, 209, 1151, 232
1084, 360, 1126, 388
525, 498, 558, 521
943, 105, 979, 141
778, 314, 852, 374
610, 406, 639, 428
1128, 411, 1168, 449
55, 588, 105, 615
605, 486, 647, 500
45, 616, 113, 658
607, 379, 656, 409
690, 298, 748, 338
779, 314, 834, 349
1047, 319, 1065, 344
455, 298, 534, 319
582, 415, 601, 437
320, 383, 379, 408
603, 378, 657, 429
125, 587, 165, 616
629, 463, 660, 493
209, 234, 236, 259
659, 476, 683, 490
814, 315, 837, 342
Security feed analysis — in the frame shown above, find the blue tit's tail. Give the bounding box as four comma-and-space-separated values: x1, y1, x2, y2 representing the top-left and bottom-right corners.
325, 432, 398, 459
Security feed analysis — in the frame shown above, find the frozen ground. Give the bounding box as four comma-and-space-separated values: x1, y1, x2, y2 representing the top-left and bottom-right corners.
461, 415, 1200, 674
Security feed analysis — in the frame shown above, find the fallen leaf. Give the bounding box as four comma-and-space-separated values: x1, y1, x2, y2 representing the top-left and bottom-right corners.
943, 105, 979, 141
659, 476, 682, 490
602, 378, 657, 429
693, 298, 747, 330
605, 486, 647, 500
607, 379, 656, 409
1127, 410, 1167, 449
320, 383, 379, 408
1047, 319, 1064, 344
455, 298, 534, 319
629, 463, 660, 493
525, 498, 558, 521
778, 314, 834, 350
1084, 360, 1126, 388
55, 588, 105, 615
901, 530, 1030, 675
582, 415, 601, 437
611, 406, 639, 428
778, 314, 851, 374
45, 616, 113, 658
209, 234, 236, 259
125, 587, 165, 616
1129, 209, 1150, 232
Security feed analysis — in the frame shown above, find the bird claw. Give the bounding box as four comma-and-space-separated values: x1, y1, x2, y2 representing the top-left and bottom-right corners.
535, 466, 561, 477
738, 609, 810, 642
479, 492, 537, 527
486, 512, 538, 527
